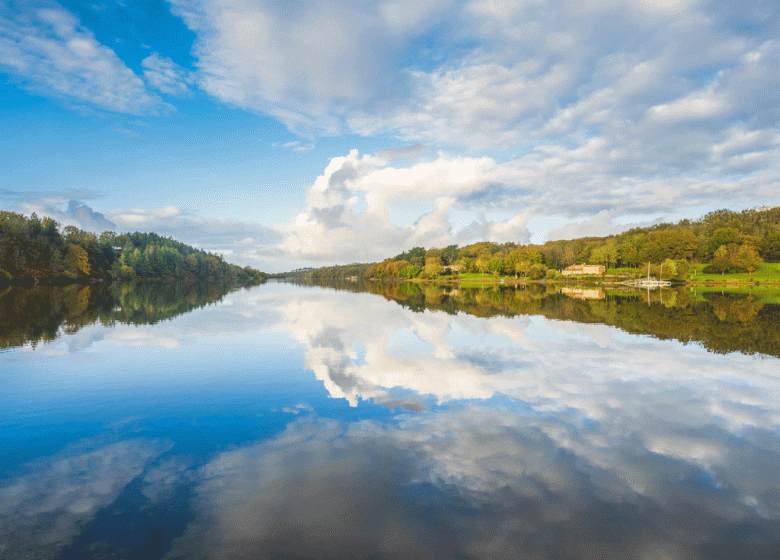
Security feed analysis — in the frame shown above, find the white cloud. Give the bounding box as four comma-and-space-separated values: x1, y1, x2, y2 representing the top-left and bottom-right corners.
163, 0, 780, 240
271, 139, 780, 263
347, 57, 577, 149
4, 0, 780, 267
273, 140, 315, 153
647, 90, 729, 123
7, 196, 117, 232
545, 209, 656, 241
141, 52, 194, 96
378, 0, 453, 30
0, 3, 167, 115
167, 0, 417, 136
278, 149, 535, 263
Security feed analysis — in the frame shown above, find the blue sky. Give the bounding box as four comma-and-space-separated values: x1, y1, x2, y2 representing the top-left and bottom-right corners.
2, 0, 780, 272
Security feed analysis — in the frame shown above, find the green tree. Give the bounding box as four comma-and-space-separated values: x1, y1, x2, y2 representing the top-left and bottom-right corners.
475, 256, 490, 277
661, 259, 691, 282
399, 264, 421, 279
421, 257, 442, 279
706, 227, 740, 259
441, 245, 458, 266
759, 230, 780, 262
734, 244, 763, 276
528, 263, 546, 279
63, 244, 91, 278
708, 245, 734, 274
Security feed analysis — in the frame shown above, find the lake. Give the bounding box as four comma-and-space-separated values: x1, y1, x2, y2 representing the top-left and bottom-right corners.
2, 280, 780, 559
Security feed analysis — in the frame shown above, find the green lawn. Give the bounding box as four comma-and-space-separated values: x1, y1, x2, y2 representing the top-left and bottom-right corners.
456, 273, 514, 280
606, 264, 780, 283
689, 262, 780, 283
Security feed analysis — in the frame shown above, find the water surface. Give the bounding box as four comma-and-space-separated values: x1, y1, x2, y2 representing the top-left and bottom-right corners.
2, 281, 779, 559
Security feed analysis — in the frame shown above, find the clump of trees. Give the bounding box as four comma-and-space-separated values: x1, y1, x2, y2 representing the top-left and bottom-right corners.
0, 211, 266, 285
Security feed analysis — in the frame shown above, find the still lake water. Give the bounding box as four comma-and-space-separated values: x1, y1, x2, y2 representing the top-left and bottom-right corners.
2, 280, 780, 559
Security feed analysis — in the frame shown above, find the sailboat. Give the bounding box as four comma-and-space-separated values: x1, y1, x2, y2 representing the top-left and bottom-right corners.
637, 261, 671, 287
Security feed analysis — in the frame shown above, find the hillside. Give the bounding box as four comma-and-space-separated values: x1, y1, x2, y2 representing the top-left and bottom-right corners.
0, 211, 266, 285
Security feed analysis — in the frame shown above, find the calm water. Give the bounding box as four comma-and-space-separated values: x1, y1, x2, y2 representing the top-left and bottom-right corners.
2, 281, 780, 559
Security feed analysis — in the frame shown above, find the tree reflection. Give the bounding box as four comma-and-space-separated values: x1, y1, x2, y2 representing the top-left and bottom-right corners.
324, 281, 780, 358
0, 281, 255, 349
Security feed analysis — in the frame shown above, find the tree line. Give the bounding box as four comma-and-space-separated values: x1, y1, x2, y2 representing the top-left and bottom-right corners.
0, 211, 266, 285
283, 206, 780, 282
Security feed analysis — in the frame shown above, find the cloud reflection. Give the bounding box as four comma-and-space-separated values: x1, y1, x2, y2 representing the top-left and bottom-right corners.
274, 289, 780, 440
175, 285, 780, 557
167, 408, 780, 559
0, 438, 170, 559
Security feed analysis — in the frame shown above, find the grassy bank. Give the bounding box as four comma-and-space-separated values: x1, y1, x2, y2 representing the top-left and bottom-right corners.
686, 262, 780, 284
390, 262, 780, 287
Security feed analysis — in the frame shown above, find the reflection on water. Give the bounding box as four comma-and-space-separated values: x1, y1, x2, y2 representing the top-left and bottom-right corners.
358, 281, 780, 358
0, 281, 257, 350
0, 439, 173, 559
167, 412, 780, 560
1, 281, 780, 559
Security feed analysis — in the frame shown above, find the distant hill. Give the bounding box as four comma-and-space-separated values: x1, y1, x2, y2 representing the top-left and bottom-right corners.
0, 210, 266, 285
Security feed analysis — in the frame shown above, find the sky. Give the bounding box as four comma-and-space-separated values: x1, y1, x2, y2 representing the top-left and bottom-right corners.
1, 0, 779, 272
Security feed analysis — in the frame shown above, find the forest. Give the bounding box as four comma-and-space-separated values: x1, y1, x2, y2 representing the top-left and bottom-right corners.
0, 211, 266, 285
283, 206, 780, 282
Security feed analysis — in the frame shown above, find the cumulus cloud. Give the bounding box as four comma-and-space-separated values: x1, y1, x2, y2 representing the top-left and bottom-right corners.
5, 0, 780, 266
63, 200, 115, 231
272, 140, 780, 263
0, 2, 167, 115
280, 149, 533, 263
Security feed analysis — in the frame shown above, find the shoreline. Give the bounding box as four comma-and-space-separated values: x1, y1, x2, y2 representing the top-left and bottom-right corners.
357, 276, 780, 288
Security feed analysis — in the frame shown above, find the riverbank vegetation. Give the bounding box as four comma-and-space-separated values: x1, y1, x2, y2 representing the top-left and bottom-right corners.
277, 206, 780, 285
0, 211, 266, 285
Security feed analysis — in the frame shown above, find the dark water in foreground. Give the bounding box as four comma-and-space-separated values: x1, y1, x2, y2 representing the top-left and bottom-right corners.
1, 281, 780, 559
